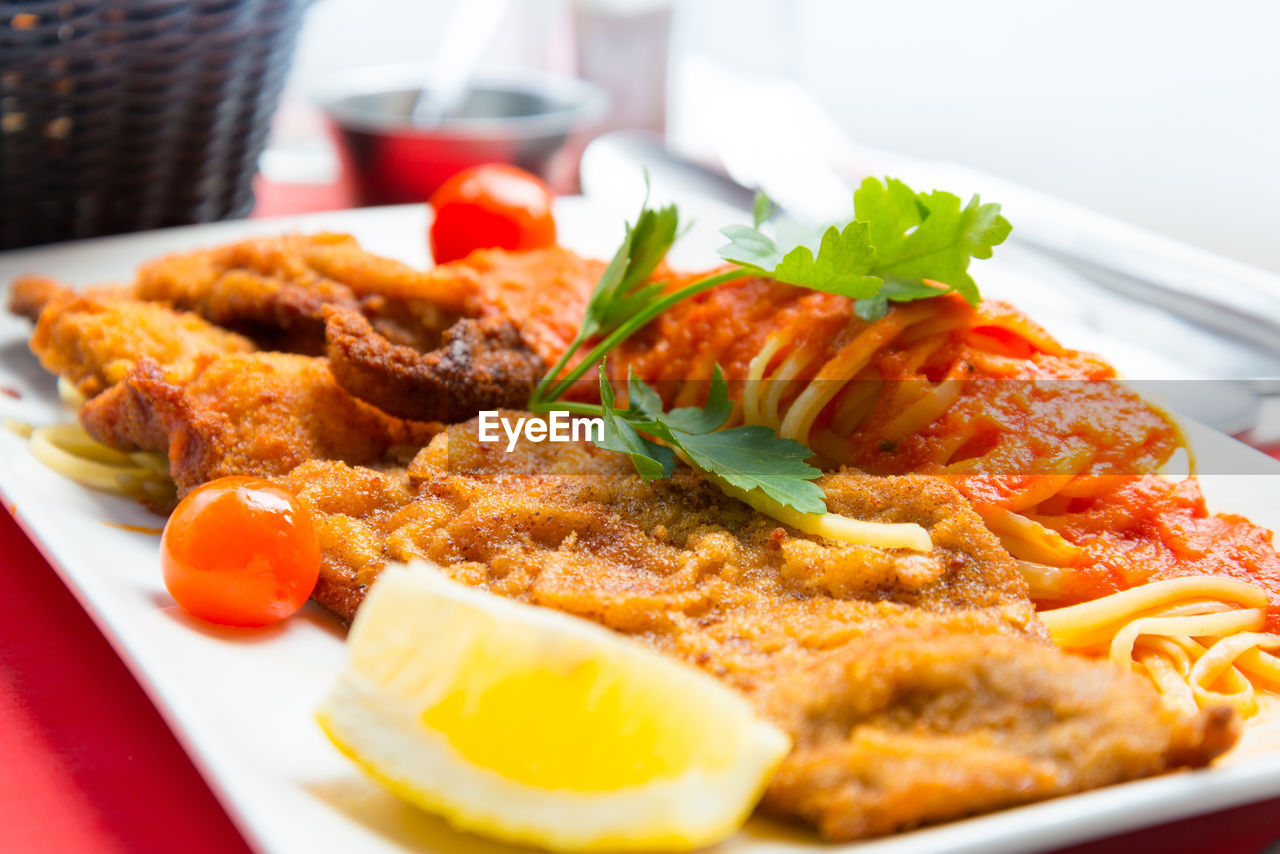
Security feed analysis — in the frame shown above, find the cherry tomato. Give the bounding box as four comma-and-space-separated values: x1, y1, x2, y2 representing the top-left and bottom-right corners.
428, 163, 557, 263
161, 476, 320, 628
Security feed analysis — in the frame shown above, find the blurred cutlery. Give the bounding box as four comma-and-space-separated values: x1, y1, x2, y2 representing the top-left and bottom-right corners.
410, 0, 512, 126
580, 130, 1280, 438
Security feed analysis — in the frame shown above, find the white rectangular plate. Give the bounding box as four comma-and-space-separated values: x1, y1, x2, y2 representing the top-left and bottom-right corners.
2, 202, 1279, 854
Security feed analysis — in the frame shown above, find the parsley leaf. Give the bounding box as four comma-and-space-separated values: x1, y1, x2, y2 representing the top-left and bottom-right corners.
773, 221, 881, 297
672, 426, 826, 514
530, 176, 1011, 519
596, 368, 674, 480
720, 176, 1010, 312
852, 177, 1011, 306
530, 196, 685, 406
718, 223, 786, 271
625, 368, 667, 420
752, 191, 772, 228
854, 278, 950, 320
853, 295, 889, 321
660, 365, 733, 435
581, 201, 680, 339
719, 219, 881, 298
596, 366, 826, 514
851, 176, 927, 259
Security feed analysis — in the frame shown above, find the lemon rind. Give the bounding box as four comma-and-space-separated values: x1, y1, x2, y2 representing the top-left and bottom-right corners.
318, 677, 788, 852
317, 562, 792, 852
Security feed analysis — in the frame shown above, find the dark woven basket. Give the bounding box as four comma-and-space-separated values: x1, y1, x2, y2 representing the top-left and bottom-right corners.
0, 0, 308, 249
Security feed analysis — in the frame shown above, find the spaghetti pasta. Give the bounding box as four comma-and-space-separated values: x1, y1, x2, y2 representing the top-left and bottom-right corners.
697, 465, 932, 553
610, 279, 1182, 576
1041, 578, 1280, 716
26, 421, 174, 506
606, 275, 1280, 712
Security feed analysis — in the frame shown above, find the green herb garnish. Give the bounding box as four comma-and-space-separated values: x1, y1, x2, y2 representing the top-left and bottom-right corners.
527, 176, 1010, 514
591, 365, 826, 514
723, 177, 1012, 320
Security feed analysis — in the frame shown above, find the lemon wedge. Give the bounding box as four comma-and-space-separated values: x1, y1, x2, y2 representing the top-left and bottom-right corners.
316, 561, 791, 852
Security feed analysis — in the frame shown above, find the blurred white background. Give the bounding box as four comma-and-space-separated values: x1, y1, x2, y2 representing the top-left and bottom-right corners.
282, 0, 1280, 273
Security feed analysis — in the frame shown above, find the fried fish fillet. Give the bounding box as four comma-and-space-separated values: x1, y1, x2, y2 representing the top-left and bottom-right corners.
279, 416, 1235, 841
8, 277, 255, 397
78, 352, 437, 496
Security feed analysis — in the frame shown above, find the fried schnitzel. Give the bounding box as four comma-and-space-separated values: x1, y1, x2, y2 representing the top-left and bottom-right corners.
8, 279, 437, 499
132, 237, 606, 364
9, 251, 583, 497
109, 236, 600, 423
5, 235, 1248, 840
9, 274, 80, 321
441, 245, 606, 363
132, 233, 475, 354
8, 277, 255, 397
323, 306, 544, 423
278, 415, 1235, 841
11, 237, 569, 456
77, 352, 438, 497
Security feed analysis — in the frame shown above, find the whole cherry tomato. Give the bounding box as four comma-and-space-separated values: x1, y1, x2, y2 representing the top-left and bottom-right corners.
160, 476, 320, 627
428, 163, 557, 263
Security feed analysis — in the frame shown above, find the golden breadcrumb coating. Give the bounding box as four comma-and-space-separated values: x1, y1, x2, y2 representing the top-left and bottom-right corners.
12, 278, 254, 397
79, 353, 437, 498
280, 417, 1236, 841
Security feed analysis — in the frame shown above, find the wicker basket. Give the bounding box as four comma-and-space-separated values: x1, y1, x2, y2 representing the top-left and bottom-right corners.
0, 0, 308, 249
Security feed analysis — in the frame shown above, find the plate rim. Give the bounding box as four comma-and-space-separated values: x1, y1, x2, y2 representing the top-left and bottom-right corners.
3, 202, 1280, 854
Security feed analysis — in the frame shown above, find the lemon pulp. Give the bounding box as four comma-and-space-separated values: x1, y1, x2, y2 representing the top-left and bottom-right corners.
317, 561, 791, 852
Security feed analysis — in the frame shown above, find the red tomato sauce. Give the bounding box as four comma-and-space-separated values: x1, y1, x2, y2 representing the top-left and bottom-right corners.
597, 275, 1280, 625
1044, 476, 1280, 629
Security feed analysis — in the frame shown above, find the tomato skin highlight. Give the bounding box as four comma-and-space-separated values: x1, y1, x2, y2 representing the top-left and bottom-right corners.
429, 164, 557, 264
160, 476, 320, 627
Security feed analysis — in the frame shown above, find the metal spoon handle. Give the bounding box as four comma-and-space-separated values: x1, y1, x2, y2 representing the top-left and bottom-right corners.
410, 0, 512, 127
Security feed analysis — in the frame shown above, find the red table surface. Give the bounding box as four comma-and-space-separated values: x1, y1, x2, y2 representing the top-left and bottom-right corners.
4, 180, 1280, 854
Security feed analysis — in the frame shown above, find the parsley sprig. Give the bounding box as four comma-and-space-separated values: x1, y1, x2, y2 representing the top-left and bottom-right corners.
589, 365, 828, 513
721, 177, 1012, 320
526, 177, 1010, 514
